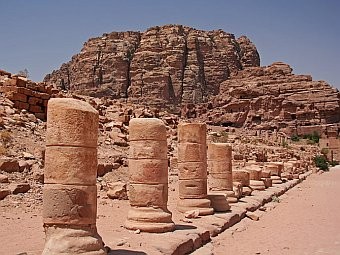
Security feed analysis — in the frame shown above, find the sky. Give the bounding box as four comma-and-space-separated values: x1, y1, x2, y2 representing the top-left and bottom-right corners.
1, 0, 339, 89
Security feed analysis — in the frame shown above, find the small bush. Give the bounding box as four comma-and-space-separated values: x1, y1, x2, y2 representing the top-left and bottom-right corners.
271, 195, 280, 203
314, 155, 329, 171
303, 131, 320, 144
330, 161, 339, 167
291, 134, 300, 142
321, 148, 329, 155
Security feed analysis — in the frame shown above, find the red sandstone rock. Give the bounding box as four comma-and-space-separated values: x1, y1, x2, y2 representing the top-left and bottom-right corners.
0, 158, 21, 173
0, 173, 9, 183
10, 183, 30, 194
44, 25, 259, 105
107, 181, 128, 200
0, 189, 11, 200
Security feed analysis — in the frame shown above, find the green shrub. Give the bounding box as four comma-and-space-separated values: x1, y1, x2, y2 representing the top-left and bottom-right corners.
303, 131, 320, 144
314, 155, 329, 171
321, 148, 329, 155
330, 161, 339, 167
291, 134, 300, 142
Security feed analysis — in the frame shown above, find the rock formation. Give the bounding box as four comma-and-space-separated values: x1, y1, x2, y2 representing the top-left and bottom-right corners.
203, 62, 340, 132
44, 25, 340, 134
44, 24, 259, 105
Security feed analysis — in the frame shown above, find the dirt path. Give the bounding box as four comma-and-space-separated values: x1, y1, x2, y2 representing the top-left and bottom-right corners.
2, 167, 340, 255
209, 166, 340, 255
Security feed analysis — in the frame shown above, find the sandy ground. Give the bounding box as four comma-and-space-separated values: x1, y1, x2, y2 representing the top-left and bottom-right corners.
1, 167, 340, 255
211, 165, 340, 255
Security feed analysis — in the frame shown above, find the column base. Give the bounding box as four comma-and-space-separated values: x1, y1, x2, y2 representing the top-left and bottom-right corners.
42, 225, 106, 255
177, 198, 214, 215
271, 175, 283, 184
242, 186, 253, 196
261, 177, 273, 188
225, 190, 238, 203
125, 206, 175, 233
250, 180, 266, 190
208, 193, 230, 212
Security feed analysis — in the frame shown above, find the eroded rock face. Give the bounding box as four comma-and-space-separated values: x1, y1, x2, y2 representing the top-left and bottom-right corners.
203, 62, 340, 131
44, 25, 260, 104
43, 25, 340, 133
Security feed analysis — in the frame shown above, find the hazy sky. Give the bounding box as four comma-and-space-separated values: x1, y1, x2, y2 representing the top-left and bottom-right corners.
1, 0, 339, 89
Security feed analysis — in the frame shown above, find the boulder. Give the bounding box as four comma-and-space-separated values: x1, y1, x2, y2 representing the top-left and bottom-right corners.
0, 173, 9, 183
107, 181, 128, 200
0, 189, 11, 200
10, 183, 31, 194
0, 158, 21, 173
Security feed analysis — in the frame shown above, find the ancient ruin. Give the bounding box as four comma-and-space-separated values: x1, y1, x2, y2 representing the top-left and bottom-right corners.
232, 170, 253, 196
246, 165, 266, 191
42, 98, 106, 254
43, 25, 340, 138
125, 118, 175, 232
177, 122, 214, 215
207, 143, 237, 203
1, 22, 340, 255
267, 163, 283, 184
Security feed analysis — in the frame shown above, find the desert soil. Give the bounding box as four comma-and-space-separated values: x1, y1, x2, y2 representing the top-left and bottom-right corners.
1, 167, 340, 255
209, 165, 340, 255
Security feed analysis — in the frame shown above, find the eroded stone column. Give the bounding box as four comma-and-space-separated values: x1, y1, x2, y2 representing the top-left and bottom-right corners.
207, 143, 237, 204
246, 165, 266, 191
125, 118, 175, 233
267, 162, 283, 184
43, 98, 106, 255
233, 170, 252, 196
177, 123, 214, 215
261, 169, 272, 188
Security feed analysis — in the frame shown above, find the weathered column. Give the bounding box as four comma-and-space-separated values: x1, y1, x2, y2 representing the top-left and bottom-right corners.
177, 123, 214, 215
125, 118, 175, 233
207, 143, 237, 203
232, 170, 252, 196
261, 169, 272, 188
287, 160, 301, 178
267, 163, 283, 184
43, 98, 106, 255
246, 165, 266, 191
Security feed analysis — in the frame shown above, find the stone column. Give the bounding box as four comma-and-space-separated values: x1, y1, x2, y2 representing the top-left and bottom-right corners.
207, 143, 237, 203
177, 123, 213, 215
260, 169, 272, 188
43, 98, 106, 255
246, 165, 266, 191
232, 170, 252, 196
267, 163, 283, 184
125, 118, 175, 233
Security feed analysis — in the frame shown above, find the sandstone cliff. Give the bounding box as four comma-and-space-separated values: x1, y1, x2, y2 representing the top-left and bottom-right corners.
200, 62, 340, 131
44, 24, 259, 104
44, 25, 340, 132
